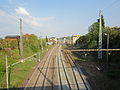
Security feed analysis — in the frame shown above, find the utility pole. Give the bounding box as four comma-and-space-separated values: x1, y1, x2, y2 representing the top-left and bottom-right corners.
107, 33, 109, 68
38, 33, 43, 62
40, 37, 43, 50
38, 37, 41, 62
20, 18, 23, 61
6, 55, 9, 89
98, 11, 102, 59
46, 36, 48, 46
38, 45, 41, 62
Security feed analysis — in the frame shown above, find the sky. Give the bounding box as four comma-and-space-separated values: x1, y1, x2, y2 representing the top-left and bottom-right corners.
0, 0, 120, 38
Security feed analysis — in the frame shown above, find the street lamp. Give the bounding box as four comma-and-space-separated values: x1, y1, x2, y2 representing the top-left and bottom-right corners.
105, 33, 109, 68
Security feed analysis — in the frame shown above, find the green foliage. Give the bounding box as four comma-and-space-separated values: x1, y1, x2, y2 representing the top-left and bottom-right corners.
102, 26, 120, 49
75, 14, 120, 64
42, 39, 47, 48
0, 34, 48, 88
88, 40, 97, 48
27, 34, 39, 53
76, 15, 105, 49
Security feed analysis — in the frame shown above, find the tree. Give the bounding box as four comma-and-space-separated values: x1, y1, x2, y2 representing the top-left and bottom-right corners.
75, 14, 107, 50
88, 40, 97, 49
28, 34, 39, 53
46, 36, 48, 42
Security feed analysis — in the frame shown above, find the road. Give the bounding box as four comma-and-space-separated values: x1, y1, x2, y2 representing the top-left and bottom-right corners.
24, 45, 91, 90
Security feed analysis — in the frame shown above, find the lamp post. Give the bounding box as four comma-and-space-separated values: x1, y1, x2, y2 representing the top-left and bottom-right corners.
105, 33, 109, 68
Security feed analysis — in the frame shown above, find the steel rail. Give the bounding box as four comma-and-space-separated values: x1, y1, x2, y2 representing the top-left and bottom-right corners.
59, 47, 72, 90
65, 51, 91, 90
24, 46, 56, 89
33, 46, 55, 89
57, 49, 63, 90
63, 51, 80, 90
41, 46, 58, 89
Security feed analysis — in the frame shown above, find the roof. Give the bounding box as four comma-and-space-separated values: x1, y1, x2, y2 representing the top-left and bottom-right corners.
24, 34, 30, 38
5, 35, 20, 38
72, 35, 80, 37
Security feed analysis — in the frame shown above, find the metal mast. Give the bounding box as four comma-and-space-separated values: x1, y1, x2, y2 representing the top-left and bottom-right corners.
20, 18, 23, 60
98, 11, 102, 59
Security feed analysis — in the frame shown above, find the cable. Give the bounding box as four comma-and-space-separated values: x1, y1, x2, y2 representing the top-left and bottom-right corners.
0, 7, 41, 36
102, 0, 120, 11
0, 7, 20, 21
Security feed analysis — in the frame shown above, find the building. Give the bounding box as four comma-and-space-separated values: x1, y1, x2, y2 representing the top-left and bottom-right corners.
57, 36, 72, 45
5, 35, 20, 41
48, 37, 57, 45
72, 35, 80, 44
23, 34, 30, 40
57, 38, 64, 44
5, 34, 30, 41
64, 37, 72, 44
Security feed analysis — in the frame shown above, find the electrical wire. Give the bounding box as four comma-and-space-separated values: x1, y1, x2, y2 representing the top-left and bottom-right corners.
102, 0, 120, 11
0, 7, 20, 21
0, 7, 41, 36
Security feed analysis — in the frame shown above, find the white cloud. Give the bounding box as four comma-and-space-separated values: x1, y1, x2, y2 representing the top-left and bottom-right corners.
31, 21, 42, 27
39, 16, 55, 21
0, 10, 7, 17
15, 7, 55, 27
15, 7, 29, 16
28, 16, 55, 21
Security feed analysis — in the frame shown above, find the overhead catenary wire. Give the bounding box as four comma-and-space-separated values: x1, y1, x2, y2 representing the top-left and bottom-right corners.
0, 7, 40, 33
102, 0, 120, 11
0, 7, 20, 21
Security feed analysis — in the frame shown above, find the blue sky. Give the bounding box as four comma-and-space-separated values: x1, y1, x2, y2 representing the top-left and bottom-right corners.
0, 0, 120, 38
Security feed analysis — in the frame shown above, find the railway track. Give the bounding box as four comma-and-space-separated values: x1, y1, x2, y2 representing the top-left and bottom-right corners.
24, 45, 91, 90
63, 50, 91, 90
24, 45, 58, 90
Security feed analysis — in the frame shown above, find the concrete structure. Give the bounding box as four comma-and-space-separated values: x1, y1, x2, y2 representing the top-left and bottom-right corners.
72, 35, 80, 44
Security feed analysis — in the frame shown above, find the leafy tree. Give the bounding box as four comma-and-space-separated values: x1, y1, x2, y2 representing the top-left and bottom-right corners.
42, 39, 47, 48
88, 40, 97, 49
76, 14, 105, 49
28, 34, 39, 53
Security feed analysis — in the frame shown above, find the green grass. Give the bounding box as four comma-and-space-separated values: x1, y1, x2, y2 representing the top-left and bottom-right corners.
0, 45, 53, 88
10, 58, 36, 88
0, 58, 37, 88
71, 54, 87, 61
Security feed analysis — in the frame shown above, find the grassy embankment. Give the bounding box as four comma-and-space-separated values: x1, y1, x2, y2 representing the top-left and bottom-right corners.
0, 45, 53, 88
